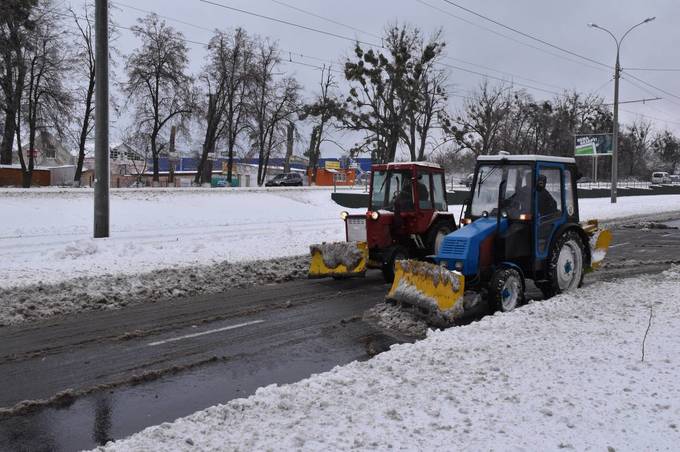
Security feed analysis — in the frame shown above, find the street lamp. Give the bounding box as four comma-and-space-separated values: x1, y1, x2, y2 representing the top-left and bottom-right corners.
588, 17, 655, 204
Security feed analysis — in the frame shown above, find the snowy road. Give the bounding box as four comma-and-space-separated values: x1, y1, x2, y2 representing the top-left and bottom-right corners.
1, 223, 680, 451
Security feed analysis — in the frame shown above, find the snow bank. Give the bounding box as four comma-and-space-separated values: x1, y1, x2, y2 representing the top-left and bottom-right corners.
0, 189, 362, 289
0, 255, 309, 327
96, 268, 680, 451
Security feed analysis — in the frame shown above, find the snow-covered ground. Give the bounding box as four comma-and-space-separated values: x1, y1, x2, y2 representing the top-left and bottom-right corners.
0, 188, 363, 288
96, 267, 680, 452
2, 188, 679, 289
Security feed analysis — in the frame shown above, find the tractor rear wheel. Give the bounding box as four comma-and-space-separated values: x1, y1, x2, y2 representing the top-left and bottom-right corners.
381, 245, 409, 283
489, 267, 525, 312
540, 230, 585, 299
425, 219, 455, 255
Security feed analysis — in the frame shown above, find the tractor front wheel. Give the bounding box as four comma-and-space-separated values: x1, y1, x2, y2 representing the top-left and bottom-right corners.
381, 245, 409, 283
539, 230, 585, 299
489, 267, 525, 312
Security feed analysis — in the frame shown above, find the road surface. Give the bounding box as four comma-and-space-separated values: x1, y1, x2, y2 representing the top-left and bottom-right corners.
1, 222, 680, 451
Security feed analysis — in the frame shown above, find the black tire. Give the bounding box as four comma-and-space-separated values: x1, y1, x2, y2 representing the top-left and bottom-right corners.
539, 229, 585, 299
425, 219, 455, 255
488, 267, 525, 313
381, 245, 409, 283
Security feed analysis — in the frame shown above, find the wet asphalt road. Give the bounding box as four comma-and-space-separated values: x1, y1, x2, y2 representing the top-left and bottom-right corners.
2, 221, 680, 451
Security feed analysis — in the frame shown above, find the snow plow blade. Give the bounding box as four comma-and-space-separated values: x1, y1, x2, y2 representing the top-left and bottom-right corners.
582, 220, 612, 270
309, 241, 368, 278
386, 260, 465, 326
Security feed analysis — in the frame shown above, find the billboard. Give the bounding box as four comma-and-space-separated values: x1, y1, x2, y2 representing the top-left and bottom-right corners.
575, 134, 613, 156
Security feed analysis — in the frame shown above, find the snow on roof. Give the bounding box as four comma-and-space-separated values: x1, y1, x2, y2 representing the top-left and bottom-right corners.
384, 161, 442, 169
477, 154, 576, 164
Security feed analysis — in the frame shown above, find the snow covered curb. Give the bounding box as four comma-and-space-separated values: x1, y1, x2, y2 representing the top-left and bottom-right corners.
95, 268, 680, 451
0, 256, 309, 327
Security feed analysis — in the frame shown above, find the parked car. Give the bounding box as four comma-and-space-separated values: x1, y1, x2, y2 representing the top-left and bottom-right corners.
265, 172, 304, 187
651, 171, 671, 184
670, 174, 680, 184
459, 173, 474, 187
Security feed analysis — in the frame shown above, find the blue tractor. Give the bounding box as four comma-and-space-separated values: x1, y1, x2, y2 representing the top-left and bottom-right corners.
387, 154, 611, 326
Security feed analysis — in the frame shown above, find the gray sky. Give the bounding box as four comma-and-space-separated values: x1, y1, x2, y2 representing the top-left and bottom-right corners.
82, 0, 680, 157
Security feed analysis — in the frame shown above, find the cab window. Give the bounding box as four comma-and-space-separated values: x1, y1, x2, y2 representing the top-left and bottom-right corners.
432, 173, 447, 211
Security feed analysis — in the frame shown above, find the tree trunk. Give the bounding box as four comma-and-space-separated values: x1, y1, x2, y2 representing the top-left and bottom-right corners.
283, 122, 294, 173
0, 111, 16, 164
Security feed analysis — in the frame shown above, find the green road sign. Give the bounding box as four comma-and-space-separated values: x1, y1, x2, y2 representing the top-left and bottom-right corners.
575, 143, 596, 156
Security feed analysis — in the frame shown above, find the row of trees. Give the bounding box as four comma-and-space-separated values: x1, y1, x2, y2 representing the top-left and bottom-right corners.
2, 1, 678, 188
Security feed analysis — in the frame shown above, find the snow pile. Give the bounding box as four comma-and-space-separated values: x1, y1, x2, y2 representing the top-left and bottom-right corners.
0, 255, 309, 327
96, 268, 680, 451
364, 301, 429, 338
309, 242, 364, 269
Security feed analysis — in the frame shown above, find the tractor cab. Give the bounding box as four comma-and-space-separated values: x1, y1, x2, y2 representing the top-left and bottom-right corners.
457, 155, 582, 281
309, 161, 456, 282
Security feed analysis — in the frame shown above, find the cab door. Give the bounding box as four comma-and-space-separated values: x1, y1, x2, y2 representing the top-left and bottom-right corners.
534, 164, 566, 259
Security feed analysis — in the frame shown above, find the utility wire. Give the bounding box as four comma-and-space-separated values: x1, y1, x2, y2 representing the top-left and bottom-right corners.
438, 62, 562, 96
416, 0, 608, 74
111, 1, 341, 69
625, 67, 680, 72
622, 71, 680, 102
267, 0, 382, 40
198, 0, 382, 47
444, 55, 565, 90
114, 0, 570, 96
438, 0, 609, 69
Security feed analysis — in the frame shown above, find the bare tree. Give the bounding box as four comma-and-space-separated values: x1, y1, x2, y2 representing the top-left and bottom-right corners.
124, 14, 195, 184
16, 0, 72, 187
454, 81, 511, 156
195, 28, 253, 185
0, 0, 36, 165
402, 29, 450, 161
249, 39, 300, 186
301, 65, 339, 183
652, 129, 680, 174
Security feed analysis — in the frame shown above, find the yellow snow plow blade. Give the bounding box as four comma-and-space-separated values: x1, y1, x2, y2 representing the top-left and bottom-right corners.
309, 241, 368, 278
582, 220, 612, 270
386, 260, 465, 325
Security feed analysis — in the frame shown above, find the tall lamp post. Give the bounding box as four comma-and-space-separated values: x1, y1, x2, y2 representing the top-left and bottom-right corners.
588, 17, 655, 204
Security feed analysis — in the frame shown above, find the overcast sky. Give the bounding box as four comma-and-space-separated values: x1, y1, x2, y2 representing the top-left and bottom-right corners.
76, 0, 680, 157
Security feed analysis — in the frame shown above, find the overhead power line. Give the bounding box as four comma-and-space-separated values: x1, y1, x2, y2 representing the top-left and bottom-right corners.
624, 67, 680, 72
416, 0, 608, 74
198, 0, 382, 47
267, 0, 382, 40
438, 0, 609, 69
438, 62, 562, 96
622, 71, 680, 102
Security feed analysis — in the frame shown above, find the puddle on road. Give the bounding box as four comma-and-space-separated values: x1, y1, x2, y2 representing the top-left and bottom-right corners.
0, 324, 403, 452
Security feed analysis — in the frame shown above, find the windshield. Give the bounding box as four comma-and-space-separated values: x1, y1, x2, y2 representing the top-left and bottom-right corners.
470, 164, 533, 219
371, 170, 414, 211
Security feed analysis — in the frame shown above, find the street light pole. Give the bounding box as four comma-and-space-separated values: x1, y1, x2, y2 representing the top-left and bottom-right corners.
94, 0, 109, 237
588, 17, 655, 204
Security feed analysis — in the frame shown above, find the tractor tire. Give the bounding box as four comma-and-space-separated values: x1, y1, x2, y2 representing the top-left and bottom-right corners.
425, 219, 456, 255
488, 267, 525, 313
539, 230, 585, 299
381, 245, 409, 283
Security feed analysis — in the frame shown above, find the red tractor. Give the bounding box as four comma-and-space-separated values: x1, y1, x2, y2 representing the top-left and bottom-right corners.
310, 162, 457, 282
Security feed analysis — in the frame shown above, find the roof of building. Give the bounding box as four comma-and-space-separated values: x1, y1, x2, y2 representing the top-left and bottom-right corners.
477, 154, 576, 164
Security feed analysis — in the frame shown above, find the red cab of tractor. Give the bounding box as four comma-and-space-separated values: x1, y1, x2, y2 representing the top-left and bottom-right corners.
343, 162, 456, 282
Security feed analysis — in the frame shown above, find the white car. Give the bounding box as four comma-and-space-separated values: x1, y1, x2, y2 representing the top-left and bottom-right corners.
651, 171, 671, 184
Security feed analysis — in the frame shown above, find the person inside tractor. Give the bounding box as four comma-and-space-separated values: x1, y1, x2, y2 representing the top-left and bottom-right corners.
393, 177, 415, 211
536, 173, 558, 216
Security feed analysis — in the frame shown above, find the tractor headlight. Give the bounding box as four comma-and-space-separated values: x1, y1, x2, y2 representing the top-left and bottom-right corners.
501, 211, 508, 219
340, 211, 349, 220
455, 261, 464, 271
370, 211, 380, 220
